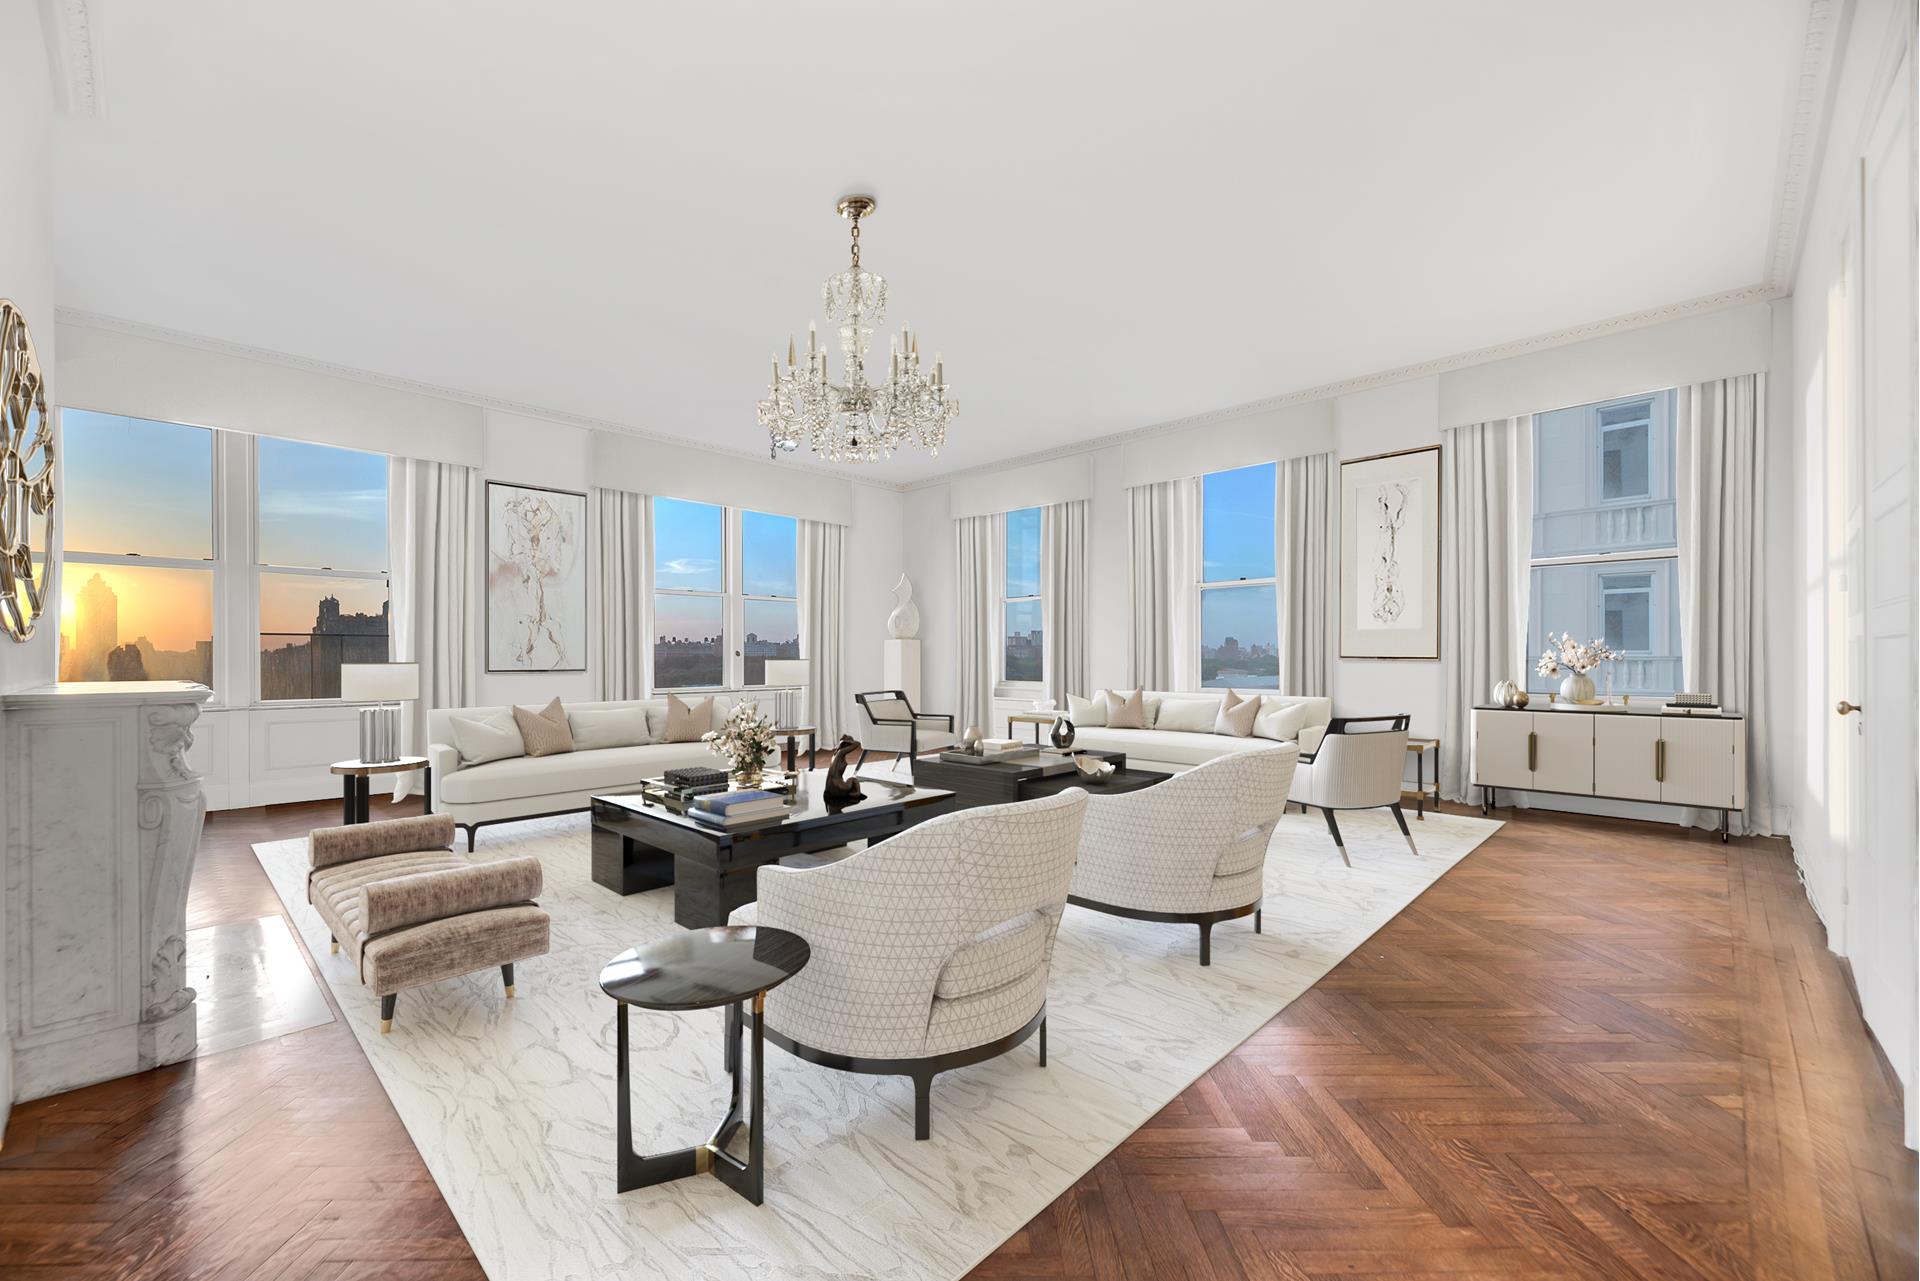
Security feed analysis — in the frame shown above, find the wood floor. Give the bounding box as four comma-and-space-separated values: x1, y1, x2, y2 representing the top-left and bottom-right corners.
0, 796, 1910, 1280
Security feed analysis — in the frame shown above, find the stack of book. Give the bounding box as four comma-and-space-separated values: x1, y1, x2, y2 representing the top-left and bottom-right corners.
689, 789, 789, 828
938, 739, 1031, 766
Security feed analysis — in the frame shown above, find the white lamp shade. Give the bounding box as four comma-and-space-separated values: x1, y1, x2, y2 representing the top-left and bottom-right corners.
762, 659, 810, 687
340, 662, 420, 702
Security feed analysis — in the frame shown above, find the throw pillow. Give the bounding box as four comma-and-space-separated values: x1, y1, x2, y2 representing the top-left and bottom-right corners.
449, 711, 525, 766
1103, 688, 1147, 730
512, 697, 574, 757
1143, 694, 1164, 728
567, 705, 652, 750
1254, 698, 1310, 743
1066, 692, 1107, 727
1215, 689, 1259, 737
1155, 697, 1219, 734
663, 693, 714, 742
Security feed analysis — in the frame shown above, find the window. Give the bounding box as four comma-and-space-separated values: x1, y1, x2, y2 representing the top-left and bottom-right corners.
255, 438, 390, 700
651, 499, 800, 689
58, 411, 216, 688
1529, 390, 1682, 697
1199, 462, 1278, 689
1002, 506, 1042, 684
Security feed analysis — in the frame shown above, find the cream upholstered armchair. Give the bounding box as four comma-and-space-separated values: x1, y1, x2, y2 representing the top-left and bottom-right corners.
1069, 746, 1297, 965
1288, 715, 1418, 865
729, 789, 1087, 1139
852, 690, 958, 770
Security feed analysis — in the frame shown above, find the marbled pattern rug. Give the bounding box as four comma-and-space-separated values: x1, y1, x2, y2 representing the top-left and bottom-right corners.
256, 804, 1500, 1280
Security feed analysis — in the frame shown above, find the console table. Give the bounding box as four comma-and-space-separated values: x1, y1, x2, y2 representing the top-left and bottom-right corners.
1470, 704, 1746, 840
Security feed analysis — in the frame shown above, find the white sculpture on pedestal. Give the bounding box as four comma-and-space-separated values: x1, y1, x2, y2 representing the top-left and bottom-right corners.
887, 573, 920, 640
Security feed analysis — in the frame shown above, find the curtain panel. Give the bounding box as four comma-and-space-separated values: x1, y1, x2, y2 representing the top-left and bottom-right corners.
1041, 499, 1088, 706
798, 518, 847, 744
1677, 374, 1772, 834
1438, 417, 1532, 803
388, 457, 479, 800
954, 514, 998, 734
1275, 452, 1332, 696
592, 488, 650, 702
1125, 477, 1200, 690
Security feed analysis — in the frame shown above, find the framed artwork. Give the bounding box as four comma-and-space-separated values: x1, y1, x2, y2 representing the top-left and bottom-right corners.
1339, 445, 1440, 660
486, 481, 587, 672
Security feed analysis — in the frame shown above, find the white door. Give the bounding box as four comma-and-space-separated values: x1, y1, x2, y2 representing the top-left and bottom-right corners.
1593, 715, 1661, 802
1849, 47, 1918, 1142
1658, 718, 1735, 811
1530, 713, 1594, 796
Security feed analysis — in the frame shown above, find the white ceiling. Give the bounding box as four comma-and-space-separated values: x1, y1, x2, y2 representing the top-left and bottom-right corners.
52, 1, 1807, 482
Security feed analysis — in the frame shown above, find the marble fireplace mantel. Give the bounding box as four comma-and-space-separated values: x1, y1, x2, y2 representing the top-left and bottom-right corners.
3, 681, 213, 1104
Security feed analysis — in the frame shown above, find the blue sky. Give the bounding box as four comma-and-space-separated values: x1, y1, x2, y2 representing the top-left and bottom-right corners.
1201, 463, 1277, 647
258, 437, 388, 572
653, 498, 798, 642
62, 410, 215, 559
1005, 506, 1040, 597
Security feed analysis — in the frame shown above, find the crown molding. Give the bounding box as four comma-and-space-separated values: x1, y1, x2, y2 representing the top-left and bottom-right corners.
40, 0, 103, 117
901, 281, 1783, 491
52, 307, 892, 489
1765, 0, 1848, 292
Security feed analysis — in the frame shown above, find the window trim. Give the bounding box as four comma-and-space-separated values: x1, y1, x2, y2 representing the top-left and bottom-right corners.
651, 499, 800, 693
736, 507, 799, 690
1198, 462, 1279, 691
997, 507, 1044, 694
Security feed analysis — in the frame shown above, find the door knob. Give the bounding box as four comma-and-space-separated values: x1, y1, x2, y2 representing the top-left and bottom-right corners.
1836, 700, 1862, 715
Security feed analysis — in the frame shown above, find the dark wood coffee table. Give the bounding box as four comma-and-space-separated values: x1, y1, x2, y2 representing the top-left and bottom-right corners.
590, 773, 956, 928
911, 750, 1169, 808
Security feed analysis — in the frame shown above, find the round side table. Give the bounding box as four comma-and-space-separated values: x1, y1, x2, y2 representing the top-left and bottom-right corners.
599, 925, 810, 1205
329, 756, 431, 825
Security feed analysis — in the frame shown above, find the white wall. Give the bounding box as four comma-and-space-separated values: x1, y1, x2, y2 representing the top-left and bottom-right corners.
1782, 0, 1916, 1139
0, 0, 58, 1144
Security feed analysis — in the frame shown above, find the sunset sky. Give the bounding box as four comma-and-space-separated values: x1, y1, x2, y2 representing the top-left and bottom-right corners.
60, 563, 212, 654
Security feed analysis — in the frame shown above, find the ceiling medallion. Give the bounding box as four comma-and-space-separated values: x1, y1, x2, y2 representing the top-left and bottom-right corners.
759, 195, 957, 464
0, 300, 54, 643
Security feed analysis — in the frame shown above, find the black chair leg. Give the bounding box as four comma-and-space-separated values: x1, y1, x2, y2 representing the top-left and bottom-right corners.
379, 993, 397, 1034
1322, 808, 1351, 867
1198, 920, 1213, 967
856, 748, 869, 769
463, 825, 477, 852
1038, 1017, 1047, 1067
912, 1070, 934, 1140
501, 963, 515, 997
1254, 908, 1263, 934
1389, 803, 1418, 855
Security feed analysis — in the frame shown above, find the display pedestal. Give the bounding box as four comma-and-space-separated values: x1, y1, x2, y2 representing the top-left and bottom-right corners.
883, 638, 920, 706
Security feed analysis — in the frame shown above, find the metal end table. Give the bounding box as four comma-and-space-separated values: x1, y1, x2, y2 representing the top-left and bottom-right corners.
599, 925, 810, 1205
329, 756, 431, 824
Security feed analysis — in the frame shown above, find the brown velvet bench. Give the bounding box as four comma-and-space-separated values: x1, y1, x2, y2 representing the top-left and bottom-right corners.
307, 813, 551, 1033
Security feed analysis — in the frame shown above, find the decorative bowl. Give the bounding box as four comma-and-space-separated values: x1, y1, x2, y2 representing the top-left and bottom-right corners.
1073, 756, 1116, 782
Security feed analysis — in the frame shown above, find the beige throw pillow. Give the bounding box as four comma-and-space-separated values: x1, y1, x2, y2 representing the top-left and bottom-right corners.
1156, 697, 1220, 734
567, 706, 653, 750
449, 711, 525, 766
1066, 692, 1107, 727
1254, 698, 1310, 743
511, 697, 574, 757
1215, 689, 1260, 737
1103, 688, 1147, 730
663, 693, 714, 743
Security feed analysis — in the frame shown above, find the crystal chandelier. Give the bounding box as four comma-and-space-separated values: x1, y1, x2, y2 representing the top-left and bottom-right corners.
759, 195, 957, 464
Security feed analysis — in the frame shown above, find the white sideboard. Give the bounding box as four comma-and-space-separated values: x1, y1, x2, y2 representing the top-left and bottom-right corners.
1471, 704, 1746, 840
3, 681, 212, 1104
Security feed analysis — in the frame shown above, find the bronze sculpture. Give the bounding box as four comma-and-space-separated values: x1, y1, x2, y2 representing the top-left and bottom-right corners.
822, 734, 865, 804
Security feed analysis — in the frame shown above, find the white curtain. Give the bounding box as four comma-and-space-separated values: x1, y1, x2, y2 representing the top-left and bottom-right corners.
1439, 417, 1533, 802
1126, 477, 1200, 690
592, 488, 650, 702
388, 458, 479, 800
797, 518, 847, 745
1677, 374, 1772, 834
954, 513, 997, 734
1275, 452, 1332, 696
1041, 499, 1088, 706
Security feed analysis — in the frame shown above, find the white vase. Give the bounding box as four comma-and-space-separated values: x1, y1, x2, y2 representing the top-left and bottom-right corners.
1559, 671, 1596, 704
887, 574, 921, 640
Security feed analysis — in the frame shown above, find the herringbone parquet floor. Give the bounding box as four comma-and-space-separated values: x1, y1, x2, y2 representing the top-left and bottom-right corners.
0, 794, 1910, 1280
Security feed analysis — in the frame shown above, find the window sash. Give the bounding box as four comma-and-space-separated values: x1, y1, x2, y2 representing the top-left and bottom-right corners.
650, 503, 801, 690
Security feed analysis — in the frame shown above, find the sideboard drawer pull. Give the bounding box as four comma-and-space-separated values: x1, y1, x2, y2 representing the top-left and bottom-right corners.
1527, 731, 1537, 772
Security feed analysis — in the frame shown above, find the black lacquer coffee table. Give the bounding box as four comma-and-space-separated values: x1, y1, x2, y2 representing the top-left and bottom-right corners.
599, 926, 810, 1205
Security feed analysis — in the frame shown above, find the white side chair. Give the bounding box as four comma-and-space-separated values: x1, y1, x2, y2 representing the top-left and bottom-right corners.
1068, 747, 1297, 965
852, 690, 957, 772
729, 789, 1087, 1139
1288, 715, 1417, 865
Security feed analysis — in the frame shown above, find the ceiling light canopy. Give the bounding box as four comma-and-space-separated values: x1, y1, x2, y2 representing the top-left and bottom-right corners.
759, 196, 957, 465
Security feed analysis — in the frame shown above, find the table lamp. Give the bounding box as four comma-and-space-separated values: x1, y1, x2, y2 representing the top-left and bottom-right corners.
761, 659, 810, 729
341, 662, 419, 763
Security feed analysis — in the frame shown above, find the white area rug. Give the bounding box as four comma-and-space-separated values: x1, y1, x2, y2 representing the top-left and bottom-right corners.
255, 804, 1500, 1281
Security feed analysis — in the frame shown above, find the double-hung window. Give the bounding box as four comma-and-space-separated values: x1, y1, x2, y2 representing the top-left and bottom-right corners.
651, 499, 801, 689
1001, 506, 1043, 686
1528, 389, 1682, 697
255, 438, 391, 700
1199, 462, 1279, 689
58, 410, 218, 690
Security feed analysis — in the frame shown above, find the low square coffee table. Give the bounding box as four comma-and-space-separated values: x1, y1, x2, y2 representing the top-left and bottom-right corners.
911, 750, 1169, 809
590, 772, 955, 928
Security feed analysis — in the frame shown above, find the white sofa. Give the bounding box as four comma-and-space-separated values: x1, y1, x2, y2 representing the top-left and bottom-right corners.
1064, 690, 1332, 780
428, 697, 763, 848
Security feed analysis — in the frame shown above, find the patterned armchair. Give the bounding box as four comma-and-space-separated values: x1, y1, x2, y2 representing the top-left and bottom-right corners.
1288, 715, 1418, 865
729, 789, 1087, 1139
1069, 747, 1297, 965
852, 690, 957, 771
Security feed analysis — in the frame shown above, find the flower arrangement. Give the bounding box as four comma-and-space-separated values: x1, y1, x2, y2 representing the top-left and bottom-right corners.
703, 701, 779, 784
1535, 633, 1618, 678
